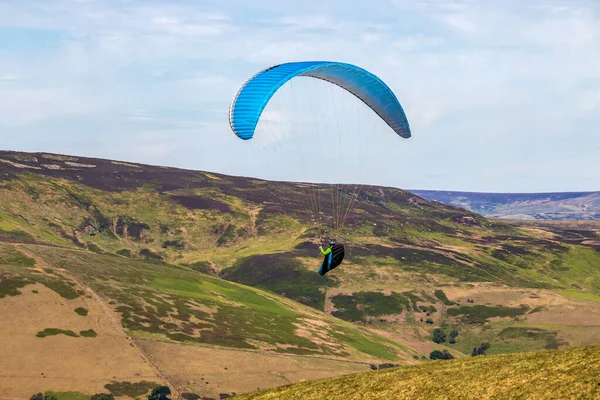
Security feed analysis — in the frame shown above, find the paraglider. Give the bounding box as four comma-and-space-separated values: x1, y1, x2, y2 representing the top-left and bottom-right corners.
318, 240, 345, 275
228, 61, 411, 274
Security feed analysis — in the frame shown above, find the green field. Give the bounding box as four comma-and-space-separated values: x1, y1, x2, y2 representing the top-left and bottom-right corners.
0, 243, 404, 361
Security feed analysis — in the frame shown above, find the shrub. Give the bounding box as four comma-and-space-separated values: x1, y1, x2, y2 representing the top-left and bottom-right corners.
116, 249, 132, 258
434, 289, 455, 305
139, 248, 163, 261
429, 350, 454, 360
91, 394, 115, 400
80, 329, 98, 337
148, 386, 171, 400
75, 307, 88, 316
181, 394, 200, 400
162, 239, 185, 250
104, 381, 158, 397
432, 328, 446, 344
472, 342, 491, 357
36, 328, 78, 338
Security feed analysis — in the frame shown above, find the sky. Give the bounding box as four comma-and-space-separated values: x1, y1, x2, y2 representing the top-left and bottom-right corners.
0, 0, 599, 193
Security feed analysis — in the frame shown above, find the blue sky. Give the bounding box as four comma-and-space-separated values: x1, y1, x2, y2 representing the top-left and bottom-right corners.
0, 0, 598, 192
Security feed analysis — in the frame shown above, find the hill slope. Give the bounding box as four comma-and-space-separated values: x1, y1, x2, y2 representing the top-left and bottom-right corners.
1, 150, 600, 397
0, 244, 166, 398
0, 242, 406, 398
410, 190, 600, 220
235, 344, 600, 399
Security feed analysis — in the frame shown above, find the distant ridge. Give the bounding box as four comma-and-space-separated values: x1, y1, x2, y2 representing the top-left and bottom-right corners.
409, 189, 600, 220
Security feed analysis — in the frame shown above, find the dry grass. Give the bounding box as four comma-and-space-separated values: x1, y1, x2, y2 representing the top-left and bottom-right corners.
444, 284, 600, 328
235, 344, 600, 399
135, 339, 370, 399
0, 283, 162, 399
504, 219, 600, 229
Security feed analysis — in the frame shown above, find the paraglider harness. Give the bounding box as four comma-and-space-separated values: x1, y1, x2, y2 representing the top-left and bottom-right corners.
318, 240, 345, 275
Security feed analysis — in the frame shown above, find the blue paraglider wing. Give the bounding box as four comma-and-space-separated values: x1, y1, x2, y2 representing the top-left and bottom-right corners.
229, 61, 411, 140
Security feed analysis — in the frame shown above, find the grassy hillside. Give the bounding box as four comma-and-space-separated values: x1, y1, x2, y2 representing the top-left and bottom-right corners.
0, 242, 409, 398
234, 344, 600, 399
1, 150, 600, 397
16, 243, 405, 359
0, 243, 166, 398
411, 189, 600, 220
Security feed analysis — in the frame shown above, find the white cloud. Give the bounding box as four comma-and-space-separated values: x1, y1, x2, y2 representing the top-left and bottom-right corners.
128, 109, 154, 121
268, 15, 343, 32
579, 91, 600, 114
391, 35, 446, 51
0, 87, 98, 125
0, 74, 19, 82
438, 11, 479, 33
0, 0, 598, 191
150, 14, 233, 37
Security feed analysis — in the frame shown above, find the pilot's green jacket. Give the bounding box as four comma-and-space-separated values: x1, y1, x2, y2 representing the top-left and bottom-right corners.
319, 246, 332, 256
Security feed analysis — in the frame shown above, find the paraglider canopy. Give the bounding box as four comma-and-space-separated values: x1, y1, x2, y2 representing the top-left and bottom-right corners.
229, 61, 411, 141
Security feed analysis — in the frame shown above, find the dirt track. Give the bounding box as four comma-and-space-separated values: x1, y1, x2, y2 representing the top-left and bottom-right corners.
0, 279, 163, 399
1, 244, 379, 399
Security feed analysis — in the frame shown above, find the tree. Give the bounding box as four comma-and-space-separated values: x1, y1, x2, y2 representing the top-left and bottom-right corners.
450, 329, 459, 339
430, 350, 443, 360
148, 386, 171, 400
432, 328, 447, 344
30, 393, 58, 400
429, 350, 454, 360
449, 337, 456, 344
91, 394, 114, 400
471, 342, 491, 357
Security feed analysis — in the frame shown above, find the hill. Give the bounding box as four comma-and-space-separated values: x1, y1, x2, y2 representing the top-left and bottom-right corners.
410, 190, 600, 220
234, 344, 600, 399
1, 150, 600, 398
0, 242, 404, 399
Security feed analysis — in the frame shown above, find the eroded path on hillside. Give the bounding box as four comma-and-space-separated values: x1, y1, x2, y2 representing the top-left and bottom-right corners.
2, 244, 174, 398
5, 244, 380, 399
